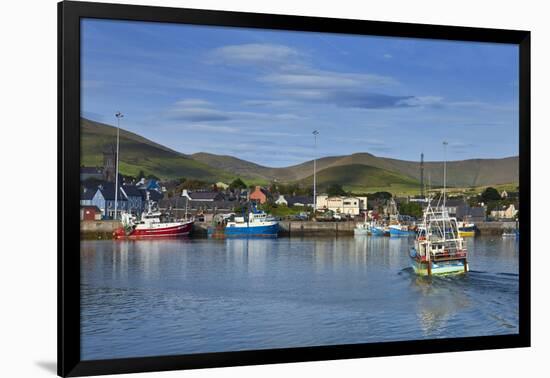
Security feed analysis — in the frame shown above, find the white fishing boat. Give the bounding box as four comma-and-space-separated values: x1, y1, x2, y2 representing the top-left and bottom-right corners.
409, 142, 468, 276
354, 213, 371, 236
409, 202, 468, 276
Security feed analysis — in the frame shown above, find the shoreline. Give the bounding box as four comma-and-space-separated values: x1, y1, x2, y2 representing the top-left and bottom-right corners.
80, 220, 518, 240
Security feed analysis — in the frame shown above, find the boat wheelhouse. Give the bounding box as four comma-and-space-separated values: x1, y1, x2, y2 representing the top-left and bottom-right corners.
354, 213, 371, 236
223, 205, 279, 237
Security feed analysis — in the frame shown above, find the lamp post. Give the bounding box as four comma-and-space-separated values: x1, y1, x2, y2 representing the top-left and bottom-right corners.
442, 141, 448, 240
312, 130, 319, 212
114, 111, 124, 220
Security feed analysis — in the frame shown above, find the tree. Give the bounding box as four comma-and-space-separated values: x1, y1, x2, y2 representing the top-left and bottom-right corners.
326, 184, 347, 196
146, 173, 160, 181
399, 202, 423, 219
481, 187, 501, 203
179, 179, 208, 190
369, 191, 393, 200
229, 178, 247, 190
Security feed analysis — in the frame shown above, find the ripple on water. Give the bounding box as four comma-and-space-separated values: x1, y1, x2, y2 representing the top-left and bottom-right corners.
80, 236, 519, 360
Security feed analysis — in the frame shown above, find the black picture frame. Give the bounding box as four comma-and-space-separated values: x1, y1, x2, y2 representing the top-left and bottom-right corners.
58, 1, 531, 376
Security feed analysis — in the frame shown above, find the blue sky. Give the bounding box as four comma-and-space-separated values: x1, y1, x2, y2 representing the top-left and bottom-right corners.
81, 19, 519, 167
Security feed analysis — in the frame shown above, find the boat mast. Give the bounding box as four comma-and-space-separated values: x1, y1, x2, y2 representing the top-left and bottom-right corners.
185, 196, 188, 220
114, 111, 124, 220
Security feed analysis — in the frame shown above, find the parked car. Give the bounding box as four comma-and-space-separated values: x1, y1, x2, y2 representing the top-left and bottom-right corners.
291, 212, 308, 221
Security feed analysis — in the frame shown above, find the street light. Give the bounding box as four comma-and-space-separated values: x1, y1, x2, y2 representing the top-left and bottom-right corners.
442, 141, 448, 240
443, 141, 448, 210
114, 111, 124, 220
312, 130, 319, 212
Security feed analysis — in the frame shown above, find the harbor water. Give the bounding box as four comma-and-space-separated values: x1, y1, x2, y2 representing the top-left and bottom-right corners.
81, 235, 519, 360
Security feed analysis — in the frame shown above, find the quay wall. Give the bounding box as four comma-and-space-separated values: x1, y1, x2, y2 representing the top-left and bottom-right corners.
195, 220, 517, 237
475, 221, 517, 235
80, 220, 517, 239
80, 220, 122, 239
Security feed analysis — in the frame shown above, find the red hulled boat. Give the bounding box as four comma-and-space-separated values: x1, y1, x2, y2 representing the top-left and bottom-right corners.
114, 196, 193, 239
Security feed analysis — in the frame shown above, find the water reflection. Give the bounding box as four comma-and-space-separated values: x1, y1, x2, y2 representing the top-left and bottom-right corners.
80, 236, 519, 360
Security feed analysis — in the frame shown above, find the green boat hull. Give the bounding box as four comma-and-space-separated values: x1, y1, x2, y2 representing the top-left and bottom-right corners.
411, 259, 468, 276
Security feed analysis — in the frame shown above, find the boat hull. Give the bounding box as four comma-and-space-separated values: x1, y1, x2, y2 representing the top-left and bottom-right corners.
224, 222, 279, 237
389, 227, 414, 237
458, 226, 476, 237
371, 226, 387, 236
410, 248, 468, 276
114, 221, 194, 239
354, 227, 370, 236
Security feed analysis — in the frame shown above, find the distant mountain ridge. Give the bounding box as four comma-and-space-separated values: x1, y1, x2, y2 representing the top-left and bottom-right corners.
192, 152, 519, 188
81, 118, 518, 189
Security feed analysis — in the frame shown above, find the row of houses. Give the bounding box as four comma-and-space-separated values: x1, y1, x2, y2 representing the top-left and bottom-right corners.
80, 181, 163, 220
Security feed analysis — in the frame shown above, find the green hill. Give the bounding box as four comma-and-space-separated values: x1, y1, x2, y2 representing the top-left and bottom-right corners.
298, 164, 421, 193
81, 117, 518, 191
192, 151, 518, 188
80, 118, 235, 182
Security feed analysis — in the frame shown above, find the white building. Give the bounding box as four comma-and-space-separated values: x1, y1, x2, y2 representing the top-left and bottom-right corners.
316, 195, 367, 215
275, 195, 288, 206
490, 204, 518, 220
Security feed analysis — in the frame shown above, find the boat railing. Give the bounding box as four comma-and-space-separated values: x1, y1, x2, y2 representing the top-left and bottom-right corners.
429, 243, 467, 260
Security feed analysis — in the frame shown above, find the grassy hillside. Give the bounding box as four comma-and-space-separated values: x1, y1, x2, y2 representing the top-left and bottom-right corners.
80, 118, 235, 182
81, 117, 518, 190
298, 164, 421, 193
192, 151, 519, 188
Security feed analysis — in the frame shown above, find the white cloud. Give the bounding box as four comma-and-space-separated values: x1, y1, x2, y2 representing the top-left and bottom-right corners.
168, 98, 303, 123
179, 124, 239, 133
210, 43, 301, 66
397, 96, 444, 107
175, 98, 212, 107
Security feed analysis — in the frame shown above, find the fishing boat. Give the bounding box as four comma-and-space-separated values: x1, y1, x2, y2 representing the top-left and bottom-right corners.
409, 142, 468, 276
371, 224, 389, 236
409, 203, 468, 276
354, 213, 371, 236
458, 222, 476, 237
389, 224, 415, 237
354, 222, 370, 236
113, 194, 193, 239
224, 204, 279, 237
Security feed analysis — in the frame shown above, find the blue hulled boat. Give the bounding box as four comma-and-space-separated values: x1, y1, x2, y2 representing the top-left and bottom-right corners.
389, 224, 415, 237
371, 225, 388, 236
224, 206, 279, 237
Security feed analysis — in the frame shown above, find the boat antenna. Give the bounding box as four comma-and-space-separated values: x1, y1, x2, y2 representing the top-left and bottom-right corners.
420, 152, 425, 198
312, 130, 319, 213
114, 111, 124, 220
